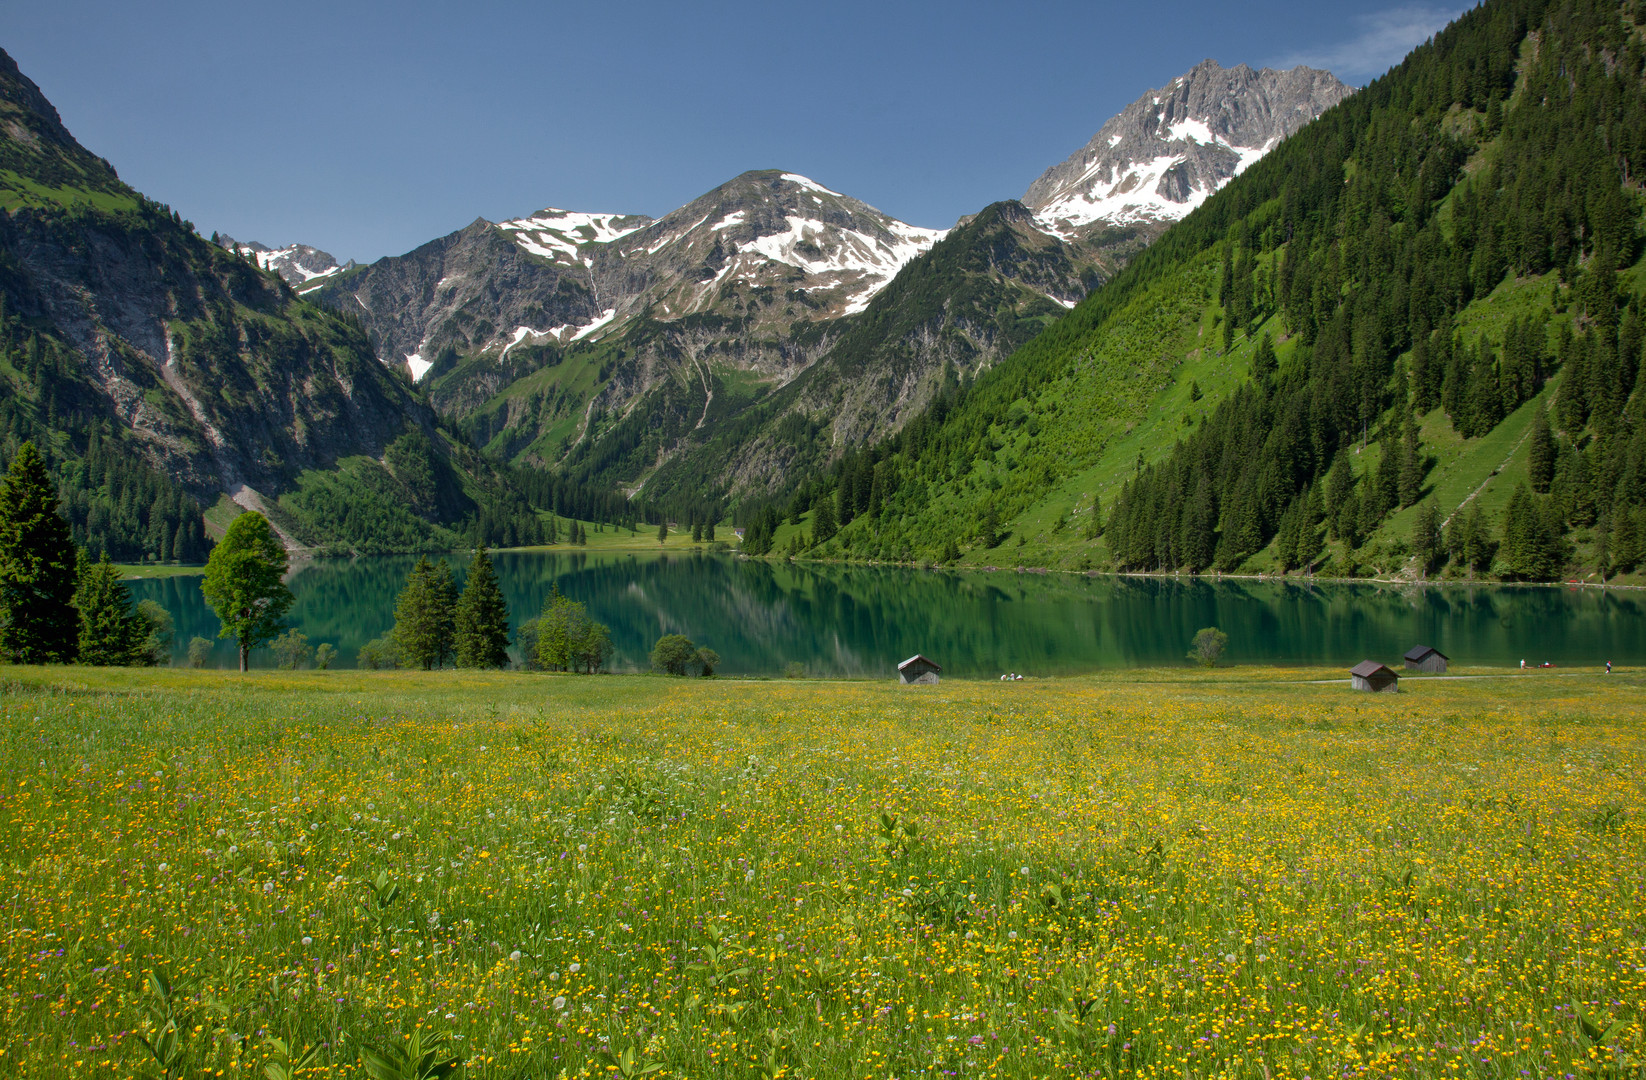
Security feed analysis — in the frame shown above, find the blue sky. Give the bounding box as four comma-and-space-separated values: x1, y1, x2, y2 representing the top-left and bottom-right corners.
7, 1, 1465, 263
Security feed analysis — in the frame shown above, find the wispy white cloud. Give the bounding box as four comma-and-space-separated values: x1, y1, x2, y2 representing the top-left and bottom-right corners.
1272, 5, 1469, 85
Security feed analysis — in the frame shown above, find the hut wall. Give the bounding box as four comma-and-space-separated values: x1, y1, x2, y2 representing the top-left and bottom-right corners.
1405, 654, 1447, 673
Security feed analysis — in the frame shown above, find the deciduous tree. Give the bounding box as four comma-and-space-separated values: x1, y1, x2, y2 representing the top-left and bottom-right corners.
201, 512, 292, 672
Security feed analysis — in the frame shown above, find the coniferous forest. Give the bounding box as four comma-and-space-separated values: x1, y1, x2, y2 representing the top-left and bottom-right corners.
789, 0, 1646, 583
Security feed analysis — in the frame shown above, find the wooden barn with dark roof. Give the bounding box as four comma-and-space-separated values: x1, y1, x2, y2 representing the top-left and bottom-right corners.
1403, 645, 1449, 673
1350, 660, 1400, 693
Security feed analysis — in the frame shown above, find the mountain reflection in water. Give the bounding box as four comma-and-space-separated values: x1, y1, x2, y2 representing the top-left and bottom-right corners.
128, 552, 1646, 674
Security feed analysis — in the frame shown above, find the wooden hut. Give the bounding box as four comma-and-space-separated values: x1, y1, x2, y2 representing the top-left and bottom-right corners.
1350, 660, 1400, 693
1403, 645, 1449, 673
898, 654, 941, 685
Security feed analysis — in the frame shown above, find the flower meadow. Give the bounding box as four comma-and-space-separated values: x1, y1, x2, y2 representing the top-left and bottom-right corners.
0, 665, 1641, 1079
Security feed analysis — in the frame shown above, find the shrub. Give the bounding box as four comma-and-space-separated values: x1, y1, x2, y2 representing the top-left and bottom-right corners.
187, 636, 214, 668
358, 636, 402, 670
651, 633, 697, 675
271, 629, 312, 670
1188, 627, 1229, 668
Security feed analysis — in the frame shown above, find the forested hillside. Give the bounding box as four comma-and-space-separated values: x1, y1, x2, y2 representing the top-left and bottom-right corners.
779, 0, 1646, 584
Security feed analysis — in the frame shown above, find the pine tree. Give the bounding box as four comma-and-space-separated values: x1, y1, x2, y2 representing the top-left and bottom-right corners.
1397, 412, 1423, 508
1251, 333, 1277, 381
656, 520, 668, 545
1083, 492, 1103, 540
73, 553, 147, 665
1412, 500, 1443, 576
1324, 454, 1354, 536
0, 442, 80, 663
1502, 483, 1563, 581
978, 502, 1000, 550
392, 556, 456, 670
454, 547, 510, 669
811, 496, 837, 546
1527, 402, 1556, 493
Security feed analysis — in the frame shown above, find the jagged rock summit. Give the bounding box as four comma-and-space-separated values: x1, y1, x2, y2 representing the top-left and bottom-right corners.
215, 234, 352, 291
1025, 60, 1351, 238
316, 169, 947, 382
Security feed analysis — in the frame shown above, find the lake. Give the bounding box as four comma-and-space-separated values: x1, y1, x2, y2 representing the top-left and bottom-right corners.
129, 552, 1646, 675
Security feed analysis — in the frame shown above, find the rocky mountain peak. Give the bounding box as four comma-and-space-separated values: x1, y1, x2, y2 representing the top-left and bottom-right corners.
609, 169, 947, 320
215, 233, 351, 291
1024, 60, 1350, 238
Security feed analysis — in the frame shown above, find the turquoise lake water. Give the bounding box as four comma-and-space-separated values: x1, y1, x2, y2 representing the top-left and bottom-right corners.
128, 552, 1646, 675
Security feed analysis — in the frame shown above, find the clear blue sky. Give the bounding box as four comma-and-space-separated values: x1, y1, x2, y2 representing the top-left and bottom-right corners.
7, 0, 1464, 262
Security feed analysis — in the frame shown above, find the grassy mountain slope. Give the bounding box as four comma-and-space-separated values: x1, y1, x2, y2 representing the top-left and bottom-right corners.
442, 200, 1121, 520
798, 0, 1646, 585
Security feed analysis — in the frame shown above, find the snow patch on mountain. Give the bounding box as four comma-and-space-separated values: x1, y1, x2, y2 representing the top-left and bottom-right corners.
217, 235, 350, 290
497, 209, 652, 263
730, 215, 946, 314
1024, 60, 1351, 239
780, 173, 843, 197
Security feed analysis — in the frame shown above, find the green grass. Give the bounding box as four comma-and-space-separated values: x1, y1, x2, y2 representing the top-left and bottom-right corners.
0, 664, 1640, 1078
114, 563, 206, 580
0, 169, 139, 214
515, 520, 740, 554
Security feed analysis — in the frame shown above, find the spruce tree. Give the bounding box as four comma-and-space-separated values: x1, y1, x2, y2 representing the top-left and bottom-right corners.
1527, 403, 1556, 493
978, 502, 1000, 550
810, 497, 837, 546
1502, 483, 1563, 581
1412, 500, 1443, 576
1397, 412, 1423, 508
454, 547, 510, 669
73, 553, 147, 665
392, 556, 456, 670
1251, 332, 1277, 381
0, 442, 80, 663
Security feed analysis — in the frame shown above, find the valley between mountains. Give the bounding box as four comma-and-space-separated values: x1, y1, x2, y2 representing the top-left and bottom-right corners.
9, 0, 1646, 588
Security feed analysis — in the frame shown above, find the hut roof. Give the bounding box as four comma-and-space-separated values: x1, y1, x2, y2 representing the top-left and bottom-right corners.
1351, 660, 1396, 679
1403, 645, 1447, 662
898, 654, 941, 672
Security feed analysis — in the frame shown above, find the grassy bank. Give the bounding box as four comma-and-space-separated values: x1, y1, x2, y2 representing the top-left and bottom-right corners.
113, 563, 207, 580
0, 666, 1641, 1077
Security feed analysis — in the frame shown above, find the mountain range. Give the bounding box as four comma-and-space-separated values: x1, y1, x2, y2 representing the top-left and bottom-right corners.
0, 45, 1348, 553
291, 59, 1348, 510
788, 0, 1646, 588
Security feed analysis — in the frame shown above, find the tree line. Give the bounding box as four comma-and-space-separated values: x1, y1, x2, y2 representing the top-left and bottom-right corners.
744, 0, 1646, 582
0, 442, 173, 666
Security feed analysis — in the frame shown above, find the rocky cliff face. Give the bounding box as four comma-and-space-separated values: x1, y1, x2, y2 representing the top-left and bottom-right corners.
0, 47, 440, 528
1024, 60, 1350, 238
